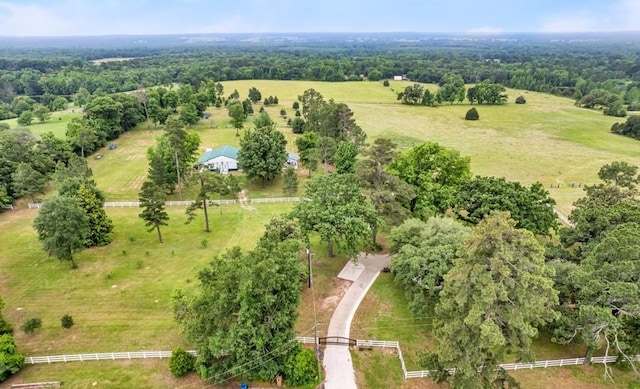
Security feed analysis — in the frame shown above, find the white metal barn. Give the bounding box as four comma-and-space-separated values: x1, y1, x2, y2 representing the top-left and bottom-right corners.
287, 152, 299, 169
197, 145, 239, 173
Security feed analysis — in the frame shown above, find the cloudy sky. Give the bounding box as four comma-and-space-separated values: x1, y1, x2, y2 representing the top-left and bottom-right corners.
0, 0, 638, 36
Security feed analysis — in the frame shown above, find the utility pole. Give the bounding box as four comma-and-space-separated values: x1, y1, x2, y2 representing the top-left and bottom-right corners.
307, 246, 312, 289
307, 245, 320, 359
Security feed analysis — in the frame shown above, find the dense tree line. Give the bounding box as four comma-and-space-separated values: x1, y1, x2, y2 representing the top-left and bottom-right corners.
2, 36, 640, 118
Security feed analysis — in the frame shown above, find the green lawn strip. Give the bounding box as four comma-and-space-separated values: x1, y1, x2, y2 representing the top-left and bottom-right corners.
295, 238, 351, 338
0, 203, 293, 355
351, 350, 411, 389
3, 359, 209, 389
350, 273, 434, 371
511, 364, 640, 389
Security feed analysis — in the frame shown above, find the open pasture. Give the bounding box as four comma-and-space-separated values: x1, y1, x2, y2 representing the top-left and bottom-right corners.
219, 80, 640, 213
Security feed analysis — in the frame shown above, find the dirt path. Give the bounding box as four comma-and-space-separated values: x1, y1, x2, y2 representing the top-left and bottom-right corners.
237, 190, 256, 211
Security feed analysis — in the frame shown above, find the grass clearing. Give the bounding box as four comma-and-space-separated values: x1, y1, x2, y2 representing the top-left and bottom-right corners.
0, 110, 81, 138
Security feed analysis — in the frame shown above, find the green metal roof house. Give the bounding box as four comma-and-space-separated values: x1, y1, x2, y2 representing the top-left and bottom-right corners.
197, 145, 239, 173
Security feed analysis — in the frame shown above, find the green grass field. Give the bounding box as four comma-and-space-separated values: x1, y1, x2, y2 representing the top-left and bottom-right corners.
0, 110, 81, 138
0, 204, 293, 355
3, 80, 640, 387
218, 80, 640, 214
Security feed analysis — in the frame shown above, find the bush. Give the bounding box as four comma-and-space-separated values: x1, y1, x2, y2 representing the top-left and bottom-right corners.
61, 314, 74, 329
280, 108, 286, 117
292, 101, 299, 110
383, 79, 390, 87
515, 95, 526, 104
21, 318, 42, 334
604, 101, 627, 117
291, 117, 306, 134
465, 107, 480, 120
0, 334, 24, 382
169, 347, 195, 377
283, 345, 320, 387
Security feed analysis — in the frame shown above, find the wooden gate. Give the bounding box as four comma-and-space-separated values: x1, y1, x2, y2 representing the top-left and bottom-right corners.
318, 336, 357, 346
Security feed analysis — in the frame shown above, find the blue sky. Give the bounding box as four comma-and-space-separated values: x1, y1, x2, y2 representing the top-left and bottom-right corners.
0, 0, 638, 36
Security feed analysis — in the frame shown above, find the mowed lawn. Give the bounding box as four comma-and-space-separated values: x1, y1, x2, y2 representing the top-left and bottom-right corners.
0, 203, 293, 355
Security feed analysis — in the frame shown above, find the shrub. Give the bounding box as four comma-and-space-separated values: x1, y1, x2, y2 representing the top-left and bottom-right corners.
292, 101, 299, 110
465, 107, 480, 120
283, 344, 320, 387
200, 239, 208, 248
383, 79, 390, 87
0, 334, 24, 382
0, 318, 11, 336
169, 347, 195, 377
21, 318, 42, 334
515, 95, 526, 104
291, 117, 306, 134
280, 108, 287, 117
61, 314, 74, 329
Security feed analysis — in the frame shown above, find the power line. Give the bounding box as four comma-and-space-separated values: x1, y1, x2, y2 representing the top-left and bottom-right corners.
177, 326, 316, 389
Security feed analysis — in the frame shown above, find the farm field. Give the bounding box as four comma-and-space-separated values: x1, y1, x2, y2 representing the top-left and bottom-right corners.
2, 80, 640, 387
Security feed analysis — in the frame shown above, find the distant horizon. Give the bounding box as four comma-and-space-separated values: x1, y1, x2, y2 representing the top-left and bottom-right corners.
0, 0, 638, 37
1, 30, 640, 39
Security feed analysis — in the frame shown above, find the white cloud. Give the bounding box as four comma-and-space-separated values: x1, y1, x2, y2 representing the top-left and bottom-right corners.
468, 26, 504, 34
539, 13, 599, 33
539, 0, 640, 33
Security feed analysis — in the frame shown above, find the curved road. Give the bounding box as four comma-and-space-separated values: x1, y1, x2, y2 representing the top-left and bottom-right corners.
322, 253, 390, 389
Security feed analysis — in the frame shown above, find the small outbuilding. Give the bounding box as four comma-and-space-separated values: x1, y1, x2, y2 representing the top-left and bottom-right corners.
286, 152, 299, 169
197, 145, 239, 173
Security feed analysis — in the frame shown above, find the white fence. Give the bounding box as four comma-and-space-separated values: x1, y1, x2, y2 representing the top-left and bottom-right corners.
356, 339, 399, 349
26, 351, 174, 364
28, 200, 237, 209
22, 338, 640, 380
403, 354, 639, 379
250, 197, 300, 204
553, 208, 575, 227
295, 336, 317, 344
2, 204, 13, 210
